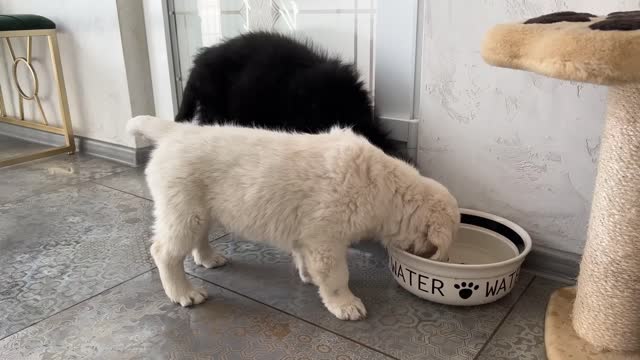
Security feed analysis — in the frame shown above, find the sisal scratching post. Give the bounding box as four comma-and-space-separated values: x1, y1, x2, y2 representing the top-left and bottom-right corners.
481, 11, 640, 359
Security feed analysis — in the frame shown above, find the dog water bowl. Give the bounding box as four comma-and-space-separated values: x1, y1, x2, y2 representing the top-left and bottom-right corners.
388, 208, 532, 306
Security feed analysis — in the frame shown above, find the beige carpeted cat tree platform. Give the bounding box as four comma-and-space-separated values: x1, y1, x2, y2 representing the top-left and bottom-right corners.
481, 11, 640, 360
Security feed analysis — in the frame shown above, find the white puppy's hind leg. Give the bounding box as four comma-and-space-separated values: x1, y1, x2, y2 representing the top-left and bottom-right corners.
305, 244, 367, 320
151, 207, 209, 307
192, 228, 227, 269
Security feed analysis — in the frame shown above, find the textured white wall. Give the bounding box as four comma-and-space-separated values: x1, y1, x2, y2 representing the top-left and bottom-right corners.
418, 0, 640, 254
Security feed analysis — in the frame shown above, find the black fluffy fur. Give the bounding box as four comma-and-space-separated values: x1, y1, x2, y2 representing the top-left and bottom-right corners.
175, 31, 397, 156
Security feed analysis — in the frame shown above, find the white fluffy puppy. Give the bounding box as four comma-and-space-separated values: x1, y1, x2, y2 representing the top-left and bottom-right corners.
128, 115, 460, 320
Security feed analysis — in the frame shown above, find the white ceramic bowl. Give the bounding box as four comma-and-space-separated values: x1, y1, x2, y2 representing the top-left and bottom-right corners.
388, 208, 532, 306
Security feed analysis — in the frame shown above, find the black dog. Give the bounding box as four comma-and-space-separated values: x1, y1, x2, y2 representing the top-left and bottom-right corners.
175, 31, 397, 156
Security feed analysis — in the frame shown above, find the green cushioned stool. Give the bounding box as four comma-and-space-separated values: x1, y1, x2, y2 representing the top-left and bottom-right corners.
0, 15, 56, 31
0, 14, 75, 167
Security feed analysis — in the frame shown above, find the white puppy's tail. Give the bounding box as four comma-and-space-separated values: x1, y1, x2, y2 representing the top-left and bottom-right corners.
127, 115, 176, 142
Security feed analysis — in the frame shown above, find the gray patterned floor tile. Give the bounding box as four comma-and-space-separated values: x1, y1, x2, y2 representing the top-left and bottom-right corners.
476, 277, 564, 360
186, 235, 534, 360
92, 167, 152, 200
0, 271, 393, 360
0, 182, 156, 339
0, 152, 130, 205
0, 135, 50, 161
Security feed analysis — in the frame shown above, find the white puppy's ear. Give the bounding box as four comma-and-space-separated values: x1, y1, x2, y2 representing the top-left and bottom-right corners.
427, 226, 453, 262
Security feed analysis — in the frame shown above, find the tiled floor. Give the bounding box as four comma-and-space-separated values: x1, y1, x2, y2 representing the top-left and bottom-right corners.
0, 136, 568, 359
0, 136, 50, 162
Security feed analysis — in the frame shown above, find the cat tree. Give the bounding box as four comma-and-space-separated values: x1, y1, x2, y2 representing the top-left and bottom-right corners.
481, 11, 640, 359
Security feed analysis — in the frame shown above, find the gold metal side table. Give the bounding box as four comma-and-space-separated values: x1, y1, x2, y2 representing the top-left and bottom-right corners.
0, 14, 75, 167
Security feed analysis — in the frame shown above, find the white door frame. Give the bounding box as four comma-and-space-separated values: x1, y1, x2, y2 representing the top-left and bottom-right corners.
374, 0, 422, 158
142, 0, 180, 121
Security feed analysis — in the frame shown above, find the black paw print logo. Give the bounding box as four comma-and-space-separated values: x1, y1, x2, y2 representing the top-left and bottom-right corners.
454, 282, 479, 299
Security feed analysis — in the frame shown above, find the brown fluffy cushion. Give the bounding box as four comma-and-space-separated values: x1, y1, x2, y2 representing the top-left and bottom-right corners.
482, 11, 640, 85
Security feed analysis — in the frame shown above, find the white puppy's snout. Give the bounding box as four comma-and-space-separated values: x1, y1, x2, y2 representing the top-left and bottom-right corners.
428, 248, 450, 263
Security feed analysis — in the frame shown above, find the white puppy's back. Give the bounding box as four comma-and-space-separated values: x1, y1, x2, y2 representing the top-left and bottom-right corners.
130, 116, 387, 249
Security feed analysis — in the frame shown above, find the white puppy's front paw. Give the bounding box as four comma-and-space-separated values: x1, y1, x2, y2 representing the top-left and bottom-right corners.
167, 286, 208, 307
194, 253, 228, 269
324, 295, 367, 320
